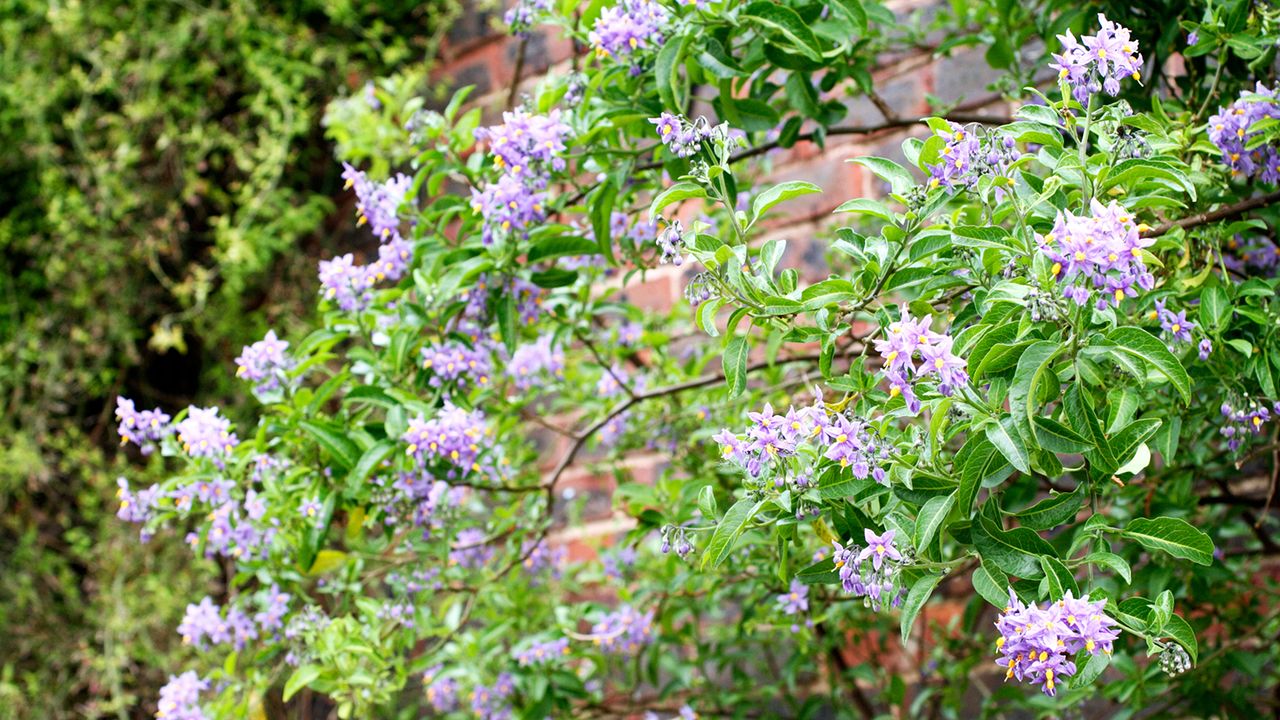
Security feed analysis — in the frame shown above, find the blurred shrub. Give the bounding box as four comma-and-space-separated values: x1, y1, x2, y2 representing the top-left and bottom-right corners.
0, 0, 457, 716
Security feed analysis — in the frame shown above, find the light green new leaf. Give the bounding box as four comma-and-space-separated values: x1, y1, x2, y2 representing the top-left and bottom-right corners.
702, 498, 765, 570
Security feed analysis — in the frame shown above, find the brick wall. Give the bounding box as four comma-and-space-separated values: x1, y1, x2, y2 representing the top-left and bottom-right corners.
430, 0, 1013, 693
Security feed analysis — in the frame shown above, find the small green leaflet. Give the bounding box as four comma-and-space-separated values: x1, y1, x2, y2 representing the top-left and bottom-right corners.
899, 572, 942, 644
1122, 516, 1215, 565
701, 498, 765, 570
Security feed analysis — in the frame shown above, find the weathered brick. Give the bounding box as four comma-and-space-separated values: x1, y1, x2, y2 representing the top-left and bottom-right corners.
842, 72, 927, 127
929, 49, 1003, 106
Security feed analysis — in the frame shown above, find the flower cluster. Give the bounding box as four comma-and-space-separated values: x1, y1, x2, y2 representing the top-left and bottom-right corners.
470, 673, 515, 720
714, 402, 889, 484
155, 671, 208, 720
235, 330, 294, 394
776, 579, 809, 616
1224, 234, 1280, 276
650, 113, 713, 158
191, 494, 276, 560
177, 596, 259, 650
590, 605, 655, 655
994, 590, 1120, 696
1208, 83, 1280, 181
449, 527, 495, 569
474, 108, 570, 177
343, 162, 412, 240
1220, 400, 1278, 451
116, 397, 171, 454
1037, 200, 1155, 309
927, 123, 1019, 190
1050, 14, 1143, 103
508, 336, 565, 389
420, 340, 494, 390
504, 0, 550, 35
471, 110, 570, 246
874, 306, 969, 410
175, 407, 239, 461
830, 530, 908, 611
590, 0, 670, 62
423, 667, 460, 713
403, 402, 490, 475
515, 637, 570, 665
656, 219, 687, 265
115, 478, 161, 527
318, 253, 375, 313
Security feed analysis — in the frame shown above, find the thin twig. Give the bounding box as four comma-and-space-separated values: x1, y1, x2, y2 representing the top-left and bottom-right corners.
506, 37, 528, 111
1145, 190, 1280, 237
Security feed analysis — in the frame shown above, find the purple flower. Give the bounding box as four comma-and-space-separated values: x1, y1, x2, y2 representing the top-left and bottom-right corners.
235, 330, 294, 393
1039, 200, 1153, 307
421, 340, 494, 389
1156, 303, 1195, 344
175, 407, 238, 461
1187, 31, 1199, 46
403, 402, 490, 474
255, 584, 291, 632
777, 579, 809, 615
1220, 400, 1273, 450
508, 336, 565, 389
927, 123, 1018, 190
177, 597, 229, 648
656, 219, 687, 265
1198, 338, 1213, 360
505, 0, 551, 34
1208, 83, 1280, 181
475, 109, 571, 177
318, 253, 374, 312
156, 671, 209, 720
450, 527, 494, 569
342, 163, 412, 240
650, 114, 713, 157
373, 236, 414, 282
589, 0, 670, 61
299, 497, 323, 525
1050, 14, 1143, 103
515, 637, 570, 665
858, 529, 903, 571
589, 605, 655, 654
423, 666, 459, 713
994, 590, 1120, 696
115, 397, 171, 454
115, 478, 161, 524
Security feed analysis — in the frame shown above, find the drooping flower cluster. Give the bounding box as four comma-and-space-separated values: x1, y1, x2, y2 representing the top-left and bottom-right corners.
235, 330, 294, 394
508, 336, 565, 390
589, 605, 655, 655
470, 174, 548, 246
420, 340, 494, 390
713, 402, 889, 485
175, 407, 239, 461
874, 306, 969, 411
927, 123, 1019, 190
650, 113, 713, 158
1220, 400, 1278, 451
403, 402, 490, 475
589, 0, 670, 62
994, 590, 1120, 696
155, 671, 208, 720
515, 637, 570, 665
656, 219, 687, 265
190, 493, 276, 560
1050, 14, 1143, 103
1208, 83, 1280, 181
1036, 200, 1155, 309
115, 397, 171, 455
830, 530, 908, 611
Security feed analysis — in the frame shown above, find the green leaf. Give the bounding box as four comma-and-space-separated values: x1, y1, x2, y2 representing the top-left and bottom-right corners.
752, 181, 821, 222
1106, 327, 1192, 404
1164, 614, 1199, 664
1075, 651, 1111, 687
985, 415, 1030, 474
496, 291, 518, 353
848, 156, 915, 195
701, 498, 765, 570
796, 558, 840, 585
959, 439, 1011, 515
1066, 385, 1117, 472
972, 562, 1011, 608
1032, 416, 1093, 453
1039, 555, 1079, 597
299, 420, 360, 471
900, 573, 942, 644
1109, 417, 1162, 469
529, 268, 578, 288
526, 235, 599, 264
1009, 341, 1061, 434
722, 336, 749, 398
1122, 516, 1215, 565
951, 225, 1021, 251
283, 665, 322, 702
1016, 486, 1084, 531
305, 549, 347, 576
800, 278, 858, 309
654, 35, 687, 112
345, 440, 396, 495
649, 182, 706, 219
833, 197, 893, 221
913, 493, 955, 552
1084, 551, 1132, 583
1199, 285, 1229, 329
697, 485, 719, 519
742, 1, 824, 61
973, 506, 1054, 578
